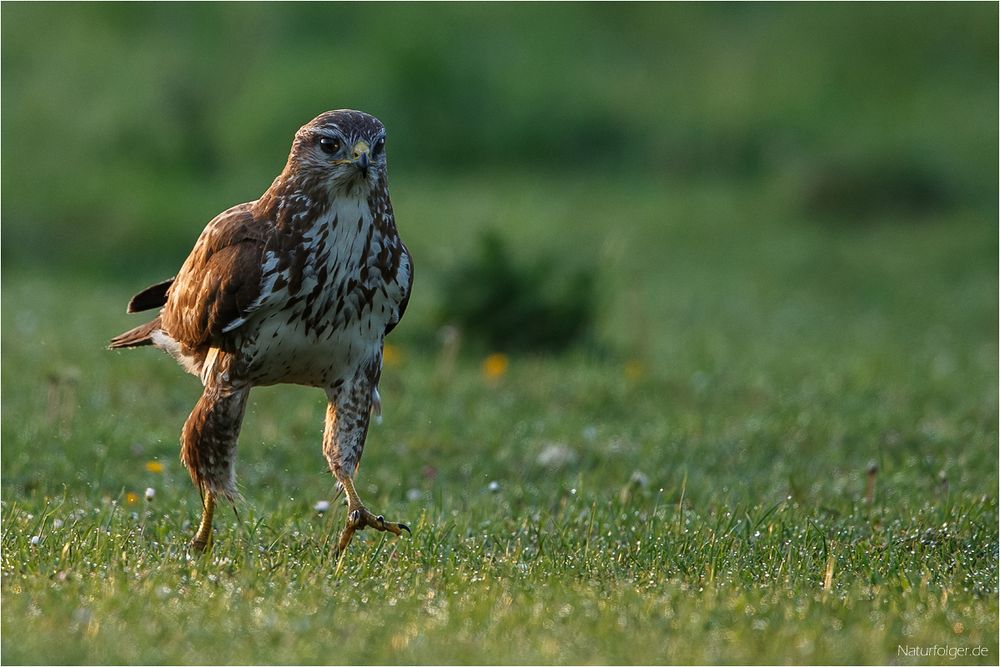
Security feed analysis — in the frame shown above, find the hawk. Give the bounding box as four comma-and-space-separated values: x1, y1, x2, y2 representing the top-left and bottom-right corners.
109, 109, 413, 554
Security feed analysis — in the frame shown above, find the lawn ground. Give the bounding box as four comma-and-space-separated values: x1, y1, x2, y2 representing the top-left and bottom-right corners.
2, 174, 997, 664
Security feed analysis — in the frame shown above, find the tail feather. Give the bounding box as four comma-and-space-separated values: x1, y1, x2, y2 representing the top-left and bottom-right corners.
108, 317, 161, 349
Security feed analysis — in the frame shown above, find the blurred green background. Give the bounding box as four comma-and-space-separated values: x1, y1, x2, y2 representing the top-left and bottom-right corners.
3, 2, 997, 280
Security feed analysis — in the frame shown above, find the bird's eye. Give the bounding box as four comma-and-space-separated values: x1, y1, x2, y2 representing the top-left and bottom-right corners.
372, 138, 385, 156
318, 137, 341, 154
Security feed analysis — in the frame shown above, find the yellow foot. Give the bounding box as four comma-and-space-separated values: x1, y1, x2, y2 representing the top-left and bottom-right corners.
189, 534, 212, 553
189, 492, 215, 553
337, 506, 410, 555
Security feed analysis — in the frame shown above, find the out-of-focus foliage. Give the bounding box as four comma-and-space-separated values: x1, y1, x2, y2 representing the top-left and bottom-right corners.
2, 3, 996, 278
800, 152, 954, 221
438, 230, 597, 352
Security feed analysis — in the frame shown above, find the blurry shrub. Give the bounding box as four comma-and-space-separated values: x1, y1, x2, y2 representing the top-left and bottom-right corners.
801, 153, 954, 221
438, 230, 597, 353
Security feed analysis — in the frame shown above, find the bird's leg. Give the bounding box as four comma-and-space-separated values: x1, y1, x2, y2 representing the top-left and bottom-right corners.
324, 381, 409, 557
190, 491, 215, 552
334, 472, 410, 556
180, 376, 249, 553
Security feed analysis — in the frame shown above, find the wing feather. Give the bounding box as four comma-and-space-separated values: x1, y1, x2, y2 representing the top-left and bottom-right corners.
160, 203, 270, 352
384, 244, 413, 336
126, 278, 175, 313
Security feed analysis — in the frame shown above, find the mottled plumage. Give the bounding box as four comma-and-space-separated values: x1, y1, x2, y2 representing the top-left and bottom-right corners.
110, 110, 413, 553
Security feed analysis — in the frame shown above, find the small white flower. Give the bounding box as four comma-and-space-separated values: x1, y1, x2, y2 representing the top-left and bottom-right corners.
144, 487, 156, 502
30, 535, 40, 546
629, 471, 650, 488
52, 519, 64, 529
487, 481, 500, 493
537, 443, 577, 469
313, 500, 330, 513
406, 488, 423, 502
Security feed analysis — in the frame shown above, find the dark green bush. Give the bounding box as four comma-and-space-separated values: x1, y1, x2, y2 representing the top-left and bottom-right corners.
801, 153, 954, 221
438, 231, 597, 353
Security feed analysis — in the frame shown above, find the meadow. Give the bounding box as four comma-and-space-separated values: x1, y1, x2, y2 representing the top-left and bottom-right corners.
2, 4, 997, 665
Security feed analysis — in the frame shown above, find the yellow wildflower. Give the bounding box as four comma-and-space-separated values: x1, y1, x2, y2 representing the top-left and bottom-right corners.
482, 353, 509, 380
383, 343, 403, 368
624, 359, 645, 381
125, 492, 139, 505
145, 460, 164, 473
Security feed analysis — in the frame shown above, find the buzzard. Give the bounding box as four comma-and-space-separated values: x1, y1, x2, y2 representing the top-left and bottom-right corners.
110, 110, 413, 554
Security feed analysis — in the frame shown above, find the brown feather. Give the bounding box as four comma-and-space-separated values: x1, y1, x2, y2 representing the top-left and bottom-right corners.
159, 203, 268, 353
126, 278, 175, 313
108, 316, 162, 349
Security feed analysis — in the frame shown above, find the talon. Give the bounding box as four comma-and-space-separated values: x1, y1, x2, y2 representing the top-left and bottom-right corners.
333, 476, 409, 557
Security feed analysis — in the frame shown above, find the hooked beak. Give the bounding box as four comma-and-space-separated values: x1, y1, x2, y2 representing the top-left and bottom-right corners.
353, 141, 371, 174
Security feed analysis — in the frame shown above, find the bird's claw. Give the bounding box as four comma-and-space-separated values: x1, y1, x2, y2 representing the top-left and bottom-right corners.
347, 508, 409, 535
337, 506, 410, 556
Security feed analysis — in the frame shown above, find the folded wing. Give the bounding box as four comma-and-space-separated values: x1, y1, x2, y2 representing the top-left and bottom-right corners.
160, 203, 270, 353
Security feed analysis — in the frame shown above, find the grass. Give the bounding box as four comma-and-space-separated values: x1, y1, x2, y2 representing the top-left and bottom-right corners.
2, 172, 997, 664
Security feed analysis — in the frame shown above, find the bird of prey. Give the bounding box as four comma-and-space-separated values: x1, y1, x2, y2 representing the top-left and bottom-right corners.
109, 109, 413, 555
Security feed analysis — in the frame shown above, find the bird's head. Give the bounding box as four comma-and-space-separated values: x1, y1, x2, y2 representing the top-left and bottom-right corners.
287, 109, 388, 197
